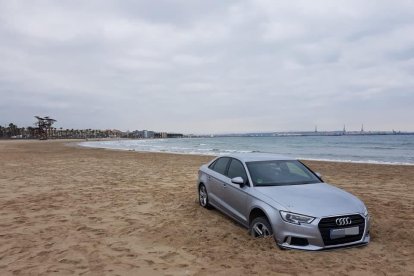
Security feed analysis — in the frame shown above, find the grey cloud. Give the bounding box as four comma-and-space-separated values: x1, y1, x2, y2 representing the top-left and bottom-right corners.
0, 0, 413, 133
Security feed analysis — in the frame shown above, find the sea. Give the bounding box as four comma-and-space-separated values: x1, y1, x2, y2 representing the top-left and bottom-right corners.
79, 135, 414, 165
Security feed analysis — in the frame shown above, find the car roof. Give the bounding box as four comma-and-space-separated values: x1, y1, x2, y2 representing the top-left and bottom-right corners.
220, 152, 296, 163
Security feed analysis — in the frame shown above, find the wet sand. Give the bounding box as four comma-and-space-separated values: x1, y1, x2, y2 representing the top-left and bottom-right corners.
0, 140, 413, 275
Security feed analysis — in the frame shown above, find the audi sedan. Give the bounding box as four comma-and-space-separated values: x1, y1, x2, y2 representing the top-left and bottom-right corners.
197, 153, 370, 250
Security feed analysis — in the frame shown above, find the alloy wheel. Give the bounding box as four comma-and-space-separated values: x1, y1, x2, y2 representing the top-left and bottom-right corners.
199, 185, 207, 207
252, 222, 271, 237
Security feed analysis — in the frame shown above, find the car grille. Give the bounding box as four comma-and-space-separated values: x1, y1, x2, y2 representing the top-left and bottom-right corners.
318, 214, 365, 246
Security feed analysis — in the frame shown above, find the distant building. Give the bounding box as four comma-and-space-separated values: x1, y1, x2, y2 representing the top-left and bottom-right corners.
145, 130, 154, 138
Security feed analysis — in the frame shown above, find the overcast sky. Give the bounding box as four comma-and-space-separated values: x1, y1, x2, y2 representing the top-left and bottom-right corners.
0, 0, 413, 133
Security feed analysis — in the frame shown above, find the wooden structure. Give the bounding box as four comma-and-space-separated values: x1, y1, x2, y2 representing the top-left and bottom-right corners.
34, 116, 56, 140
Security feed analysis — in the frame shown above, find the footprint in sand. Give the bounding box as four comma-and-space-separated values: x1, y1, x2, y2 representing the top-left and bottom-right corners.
144, 259, 155, 265
160, 252, 179, 260
59, 258, 82, 265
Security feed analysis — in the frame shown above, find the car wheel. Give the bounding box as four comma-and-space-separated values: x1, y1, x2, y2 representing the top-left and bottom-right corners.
199, 184, 212, 209
250, 217, 273, 238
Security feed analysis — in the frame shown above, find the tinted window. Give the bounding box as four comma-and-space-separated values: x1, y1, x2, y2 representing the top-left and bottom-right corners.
211, 157, 230, 175
208, 160, 217, 169
227, 159, 248, 183
246, 160, 321, 186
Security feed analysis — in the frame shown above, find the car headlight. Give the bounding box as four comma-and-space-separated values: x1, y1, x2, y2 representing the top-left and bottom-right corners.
279, 211, 315, 225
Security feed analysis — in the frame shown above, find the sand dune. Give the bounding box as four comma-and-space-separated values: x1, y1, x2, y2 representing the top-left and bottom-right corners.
0, 140, 413, 275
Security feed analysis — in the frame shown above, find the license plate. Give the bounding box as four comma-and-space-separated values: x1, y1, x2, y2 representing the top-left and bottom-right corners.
330, 226, 359, 239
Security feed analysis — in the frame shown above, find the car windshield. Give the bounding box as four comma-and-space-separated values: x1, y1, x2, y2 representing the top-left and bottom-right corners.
246, 160, 322, 186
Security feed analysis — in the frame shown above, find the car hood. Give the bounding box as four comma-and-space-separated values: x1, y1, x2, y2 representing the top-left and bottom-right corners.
255, 183, 365, 218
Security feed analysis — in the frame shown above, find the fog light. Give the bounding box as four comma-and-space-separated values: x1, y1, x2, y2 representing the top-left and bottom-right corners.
290, 237, 309, 246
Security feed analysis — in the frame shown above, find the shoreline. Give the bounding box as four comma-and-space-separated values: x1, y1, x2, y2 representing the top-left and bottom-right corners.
77, 140, 414, 167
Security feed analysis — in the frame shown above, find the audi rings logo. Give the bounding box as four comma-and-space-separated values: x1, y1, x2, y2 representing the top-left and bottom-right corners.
336, 217, 352, 226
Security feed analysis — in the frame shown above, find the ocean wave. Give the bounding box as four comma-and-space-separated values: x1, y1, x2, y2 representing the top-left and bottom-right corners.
299, 157, 414, 166
78, 138, 414, 166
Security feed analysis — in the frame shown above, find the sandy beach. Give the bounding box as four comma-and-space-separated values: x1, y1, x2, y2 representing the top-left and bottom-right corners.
0, 140, 413, 275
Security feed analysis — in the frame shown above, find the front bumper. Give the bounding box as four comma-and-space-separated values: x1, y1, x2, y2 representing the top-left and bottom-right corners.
274, 213, 371, 251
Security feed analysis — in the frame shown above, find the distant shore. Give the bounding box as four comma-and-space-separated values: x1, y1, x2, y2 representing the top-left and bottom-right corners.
0, 140, 413, 275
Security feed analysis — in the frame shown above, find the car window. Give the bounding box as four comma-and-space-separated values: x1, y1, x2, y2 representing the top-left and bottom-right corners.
246, 160, 321, 186
286, 162, 309, 177
208, 160, 217, 169
210, 157, 230, 175
227, 159, 248, 183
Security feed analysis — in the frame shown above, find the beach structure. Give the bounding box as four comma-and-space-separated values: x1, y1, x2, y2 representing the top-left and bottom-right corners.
34, 116, 57, 140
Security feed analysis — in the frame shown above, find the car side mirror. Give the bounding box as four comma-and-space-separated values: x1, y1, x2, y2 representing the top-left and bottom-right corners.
231, 177, 245, 186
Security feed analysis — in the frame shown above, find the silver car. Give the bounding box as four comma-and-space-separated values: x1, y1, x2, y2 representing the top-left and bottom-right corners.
197, 153, 370, 250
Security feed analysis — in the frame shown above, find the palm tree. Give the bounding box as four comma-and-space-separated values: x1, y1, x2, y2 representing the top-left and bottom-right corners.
8, 123, 18, 137
27, 127, 35, 138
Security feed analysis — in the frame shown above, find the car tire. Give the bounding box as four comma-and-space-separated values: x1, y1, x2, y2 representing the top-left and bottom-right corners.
250, 217, 273, 238
199, 184, 212, 209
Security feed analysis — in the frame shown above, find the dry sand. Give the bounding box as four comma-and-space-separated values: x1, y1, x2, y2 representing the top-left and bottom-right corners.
0, 140, 413, 275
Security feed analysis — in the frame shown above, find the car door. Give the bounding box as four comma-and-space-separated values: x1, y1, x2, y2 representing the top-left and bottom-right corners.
207, 157, 231, 208
222, 158, 249, 225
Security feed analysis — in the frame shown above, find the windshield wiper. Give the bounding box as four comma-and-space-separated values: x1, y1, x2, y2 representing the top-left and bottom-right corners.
254, 184, 279, 187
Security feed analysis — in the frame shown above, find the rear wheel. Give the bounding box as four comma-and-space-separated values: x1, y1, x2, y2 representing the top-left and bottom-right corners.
199, 184, 212, 209
250, 217, 273, 238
